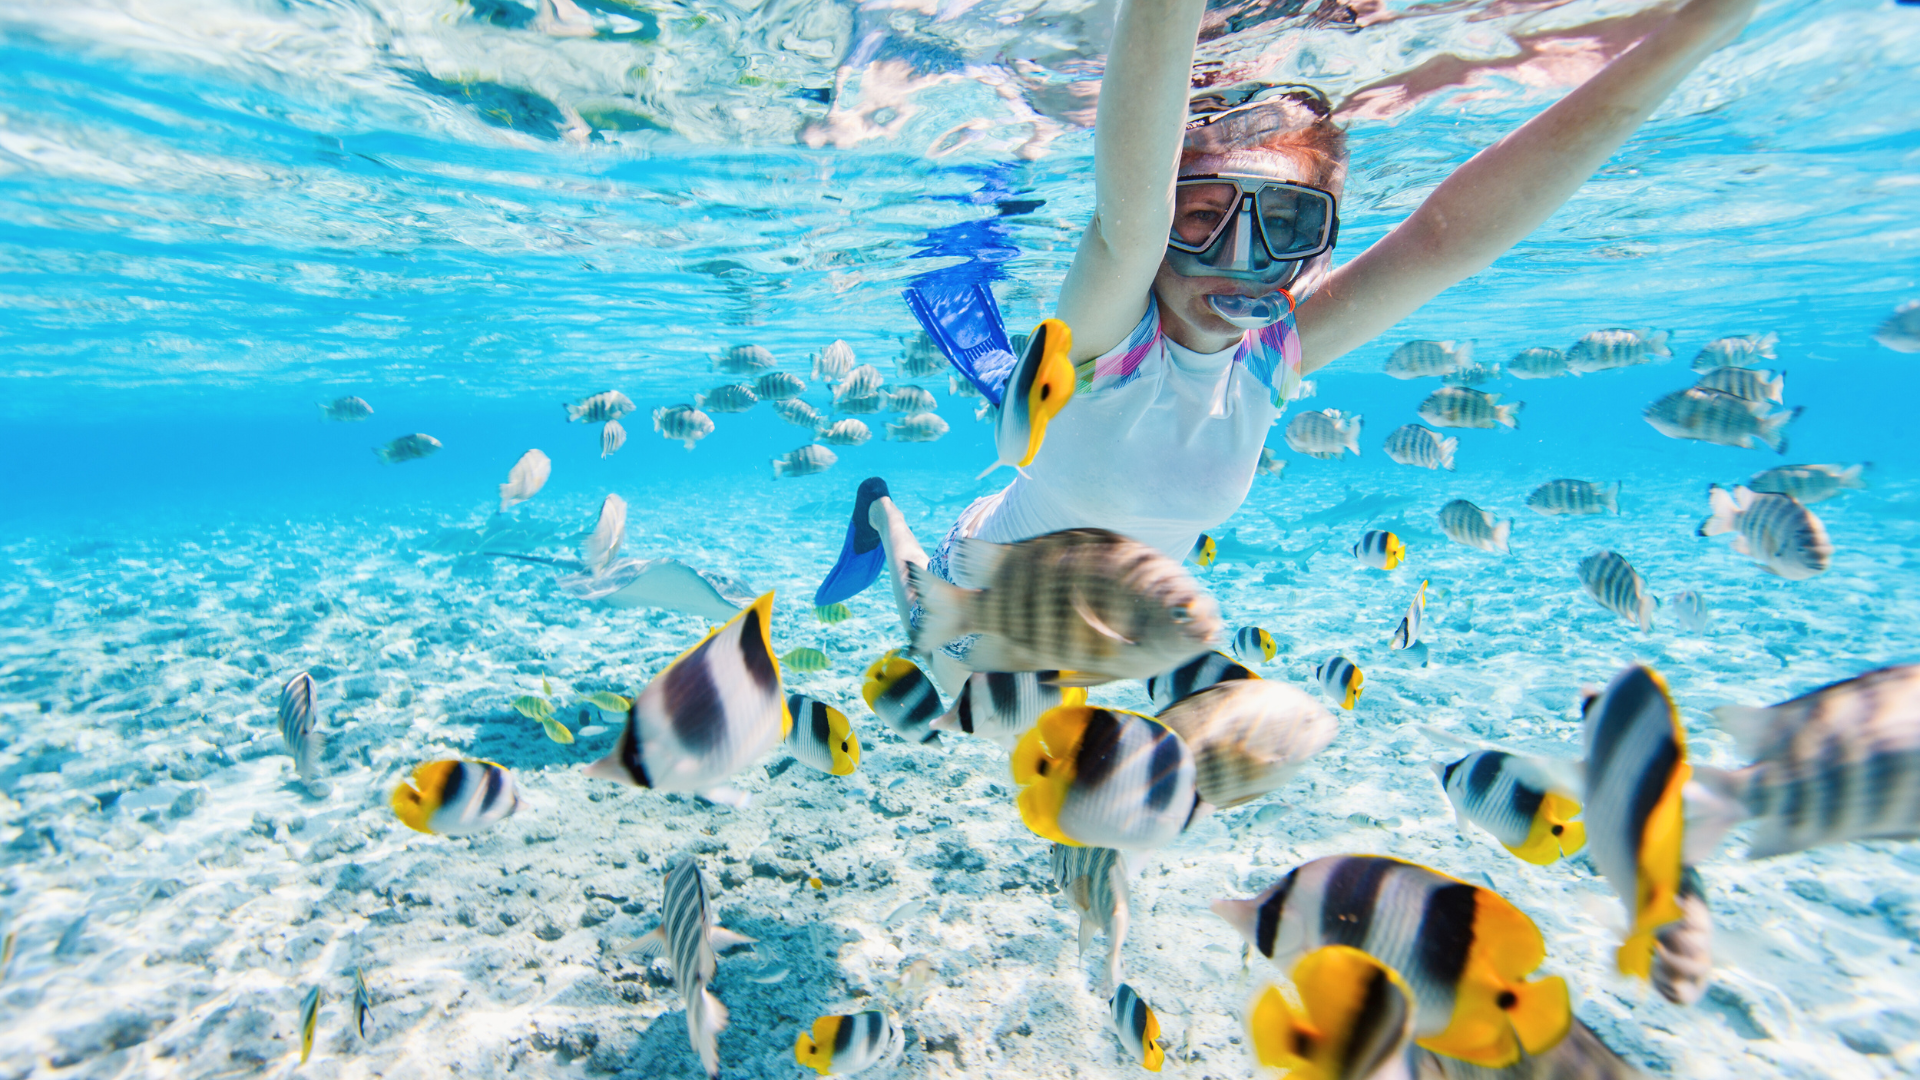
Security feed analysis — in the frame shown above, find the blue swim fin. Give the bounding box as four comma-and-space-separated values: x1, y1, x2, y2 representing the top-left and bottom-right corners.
814, 477, 891, 606
902, 282, 1015, 408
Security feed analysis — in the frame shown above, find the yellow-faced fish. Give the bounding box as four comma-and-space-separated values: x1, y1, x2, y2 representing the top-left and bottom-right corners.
1145, 650, 1259, 711
498, 449, 550, 512
1747, 462, 1868, 504
786, 693, 859, 776
1412, 1018, 1643, 1079
1315, 656, 1363, 710
1053, 844, 1129, 989
861, 650, 943, 745
1696, 664, 1920, 858
1696, 484, 1831, 580
319, 395, 373, 421
1418, 387, 1521, 430
391, 759, 528, 836
601, 419, 627, 458
795, 1011, 906, 1076
1155, 679, 1338, 809
1651, 868, 1712, 1006
298, 985, 321, 1064
983, 318, 1076, 476
1430, 751, 1585, 865
1012, 706, 1200, 851
634, 857, 756, 1079
352, 966, 375, 1040
932, 671, 1086, 747
1390, 581, 1427, 650
1577, 550, 1654, 631
909, 529, 1222, 685
814, 602, 852, 624
1190, 533, 1218, 567
1108, 983, 1165, 1072
1351, 530, 1406, 571
565, 389, 635, 423
1525, 479, 1619, 517
1213, 855, 1571, 1068
584, 593, 790, 804
0, 929, 15, 983
773, 445, 838, 479
782, 647, 831, 672
278, 671, 323, 788
1232, 626, 1277, 664
373, 433, 440, 464
1249, 946, 1413, 1080
1581, 665, 1690, 979
1437, 500, 1511, 555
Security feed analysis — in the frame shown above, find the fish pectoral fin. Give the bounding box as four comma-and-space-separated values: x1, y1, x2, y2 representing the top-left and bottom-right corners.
628, 928, 669, 957
709, 927, 757, 951
1070, 590, 1136, 646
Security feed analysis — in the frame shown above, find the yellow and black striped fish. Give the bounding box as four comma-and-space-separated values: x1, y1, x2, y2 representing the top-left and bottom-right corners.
391, 759, 527, 836
1012, 706, 1200, 851
1350, 530, 1407, 571
786, 693, 859, 776
1145, 650, 1258, 711
1233, 626, 1277, 664
984, 318, 1076, 475
1213, 854, 1571, 1068
794, 1010, 905, 1076
932, 671, 1085, 746
1190, 533, 1218, 567
861, 650, 943, 746
1108, 983, 1165, 1072
1314, 656, 1363, 710
1248, 945, 1413, 1080
1431, 751, 1585, 865
1051, 843, 1129, 989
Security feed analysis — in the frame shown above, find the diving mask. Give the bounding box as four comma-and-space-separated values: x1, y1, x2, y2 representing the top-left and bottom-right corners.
1166, 174, 1339, 287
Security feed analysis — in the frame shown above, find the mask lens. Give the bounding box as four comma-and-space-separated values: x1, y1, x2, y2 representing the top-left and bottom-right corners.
1254, 185, 1331, 259
1170, 182, 1241, 248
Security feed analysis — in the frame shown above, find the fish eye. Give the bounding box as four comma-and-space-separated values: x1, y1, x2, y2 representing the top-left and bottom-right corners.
1040, 384, 1051, 399
1169, 605, 1192, 624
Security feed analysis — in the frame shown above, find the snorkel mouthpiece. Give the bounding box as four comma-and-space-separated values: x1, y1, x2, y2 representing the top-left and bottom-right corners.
1208, 291, 1295, 330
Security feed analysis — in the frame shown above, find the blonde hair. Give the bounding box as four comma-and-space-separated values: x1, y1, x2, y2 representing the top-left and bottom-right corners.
1180, 86, 1348, 196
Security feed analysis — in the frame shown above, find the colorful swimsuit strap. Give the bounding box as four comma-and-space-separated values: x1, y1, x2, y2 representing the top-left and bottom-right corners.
1082, 297, 1302, 406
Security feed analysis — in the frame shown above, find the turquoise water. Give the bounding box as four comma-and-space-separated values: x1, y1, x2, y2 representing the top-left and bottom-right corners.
3, 0, 1920, 1077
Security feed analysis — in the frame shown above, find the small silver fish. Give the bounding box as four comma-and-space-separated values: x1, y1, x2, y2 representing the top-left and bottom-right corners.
1577, 549, 1654, 630
1390, 580, 1426, 650
1384, 339, 1472, 379
373, 433, 440, 464
1437, 500, 1510, 554
1442, 361, 1502, 387
1417, 387, 1521, 430
1567, 328, 1671, 373
1693, 367, 1784, 403
1876, 301, 1920, 353
632, 857, 756, 1078
754, 372, 807, 401
600, 420, 627, 458
1651, 868, 1712, 1006
900, 332, 948, 378
1052, 844, 1129, 989
836, 394, 882, 415
772, 444, 838, 479
833, 364, 884, 403
653, 405, 715, 449
948, 373, 981, 399
1747, 463, 1868, 504
1644, 388, 1797, 452
1256, 448, 1287, 477
882, 385, 937, 414
715, 344, 775, 374
1526, 479, 1619, 516
696, 384, 759, 413
1506, 347, 1568, 380
498, 449, 550, 512
775, 399, 825, 430
1696, 484, 1831, 579
817, 419, 871, 446
1669, 589, 1708, 632
319, 395, 373, 421
279, 671, 323, 786
566, 390, 635, 423
813, 340, 855, 381
1284, 409, 1362, 459
1692, 332, 1778, 371
885, 413, 949, 442
581, 494, 626, 575
1384, 424, 1458, 470
1144, 651, 1257, 711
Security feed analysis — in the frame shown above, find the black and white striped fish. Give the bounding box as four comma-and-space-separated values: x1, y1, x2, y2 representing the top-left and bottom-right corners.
900, 331, 948, 378
1442, 361, 1502, 387
932, 671, 1084, 746
633, 857, 756, 1079
278, 671, 322, 787
1285, 409, 1363, 459
1651, 868, 1712, 1006
1669, 589, 1708, 632
1390, 581, 1427, 650
1384, 424, 1458, 470
1213, 855, 1572, 1068
1690, 332, 1775, 372
837, 393, 883, 415
883, 385, 937, 414
1566, 328, 1670, 373
1144, 651, 1258, 711
833, 363, 884, 403
1051, 843, 1129, 989
1417, 387, 1521, 430
390, 759, 527, 836
1430, 751, 1584, 865
565, 389, 635, 423
755, 371, 807, 401
1012, 706, 1200, 851
1526, 479, 1619, 516
776, 399, 826, 430
1315, 656, 1363, 710
1696, 484, 1831, 580
1507, 346, 1569, 380
1233, 626, 1278, 664
1351, 529, 1407, 571
696, 383, 759, 414
1437, 500, 1510, 554
884, 413, 949, 442
584, 593, 789, 805
373, 433, 440, 464
1155, 679, 1338, 809
1747, 462, 1868, 504
1695, 664, 1920, 858
1693, 367, 1783, 403
1576, 550, 1654, 631
1643, 388, 1796, 452
813, 340, 854, 382
716, 344, 776, 374
785, 694, 859, 776
794, 1011, 904, 1076
600, 420, 626, 458
653, 404, 715, 449
1384, 340, 1472, 379
861, 650, 943, 745
773, 444, 838, 479
818, 419, 871, 446
1108, 984, 1165, 1072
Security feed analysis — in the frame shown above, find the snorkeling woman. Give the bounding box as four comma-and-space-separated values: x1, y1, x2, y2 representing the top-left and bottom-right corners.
823, 0, 1762, 689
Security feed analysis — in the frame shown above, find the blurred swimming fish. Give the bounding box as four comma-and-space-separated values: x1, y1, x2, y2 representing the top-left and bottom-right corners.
1384, 425, 1458, 471
782, 647, 830, 672
836, 393, 882, 414
582, 493, 626, 576
632, 856, 755, 1079
1390, 581, 1427, 650
320, 395, 373, 421
785, 693, 858, 776
1567, 328, 1671, 374
278, 671, 324, 789
1190, 534, 1218, 567
949, 373, 981, 399
1669, 589, 1708, 632
1442, 361, 1502, 387
1257, 447, 1287, 477
498, 449, 550, 512
1747, 462, 1867, 504
1418, 387, 1520, 430
1431, 750, 1585, 865
1577, 549, 1655, 631
1213, 855, 1571, 1067
1108, 983, 1165, 1072
1696, 485, 1831, 579
885, 413, 949, 442
697, 383, 759, 413
716, 344, 776, 374
1526, 479, 1619, 516
776, 399, 826, 430
391, 759, 528, 835
374, 433, 440, 464
1011, 705, 1200, 851
932, 671, 1085, 746
1691, 332, 1777, 371
882, 386, 936, 414
585, 593, 789, 804
1053, 843, 1129, 989
814, 603, 851, 624
1643, 388, 1796, 452
1876, 300, 1920, 353
983, 318, 1075, 476
1581, 665, 1691, 979
601, 420, 626, 458
818, 419, 871, 446
1693, 367, 1783, 403
1385, 340, 1471, 379
1651, 868, 1712, 1006
861, 650, 942, 745
1155, 679, 1338, 809
1232, 626, 1276, 665
834, 364, 884, 403
795, 1011, 904, 1077
1507, 347, 1569, 380
1146, 650, 1257, 710
908, 529, 1222, 684
1315, 656, 1363, 710
900, 331, 948, 378
1697, 664, 1920, 858
352, 966, 375, 1040
1285, 409, 1363, 459
1248, 945, 1413, 1080
813, 340, 855, 381
773, 445, 838, 479
1351, 530, 1406, 571
566, 390, 635, 423
298, 986, 320, 1064
755, 372, 807, 401
1436, 500, 1510, 555
653, 405, 715, 449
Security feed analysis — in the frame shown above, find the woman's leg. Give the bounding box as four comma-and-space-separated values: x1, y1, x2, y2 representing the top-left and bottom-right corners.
869, 494, 928, 641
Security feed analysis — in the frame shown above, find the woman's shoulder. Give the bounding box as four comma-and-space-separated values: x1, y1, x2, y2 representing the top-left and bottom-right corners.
1073, 300, 1165, 394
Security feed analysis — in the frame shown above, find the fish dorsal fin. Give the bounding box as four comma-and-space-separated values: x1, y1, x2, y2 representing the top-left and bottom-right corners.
948, 538, 1009, 589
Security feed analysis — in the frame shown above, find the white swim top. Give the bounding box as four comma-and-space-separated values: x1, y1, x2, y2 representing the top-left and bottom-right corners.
965, 297, 1302, 560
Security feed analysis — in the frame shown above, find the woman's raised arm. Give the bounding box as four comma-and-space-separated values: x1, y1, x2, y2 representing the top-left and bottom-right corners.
1295, 0, 1762, 373
1054, 0, 1208, 362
